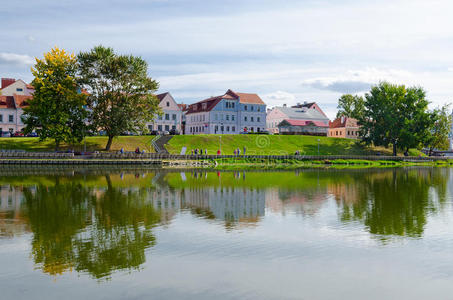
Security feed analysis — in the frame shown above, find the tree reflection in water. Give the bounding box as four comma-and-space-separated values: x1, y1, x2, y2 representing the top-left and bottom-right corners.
23, 176, 161, 280
337, 168, 448, 239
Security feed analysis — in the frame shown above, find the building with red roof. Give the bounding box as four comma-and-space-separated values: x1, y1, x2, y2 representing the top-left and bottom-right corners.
185, 89, 266, 134
145, 92, 183, 134
0, 78, 34, 135
328, 116, 361, 139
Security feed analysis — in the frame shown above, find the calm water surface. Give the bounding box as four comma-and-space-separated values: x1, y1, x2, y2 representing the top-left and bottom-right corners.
1, 167, 453, 299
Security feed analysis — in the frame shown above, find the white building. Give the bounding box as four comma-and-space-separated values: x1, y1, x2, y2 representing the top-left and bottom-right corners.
185, 89, 266, 134
0, 78, 33, 134
146, 92, 182, 134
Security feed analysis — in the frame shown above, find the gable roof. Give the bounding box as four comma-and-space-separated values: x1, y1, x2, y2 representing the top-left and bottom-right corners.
277, 106, 329, 122
279, 119, 329, 127
329, 117, 359, 128
156, 92, 169, 102
186, 89, 265, 114
14, 94, 31, 108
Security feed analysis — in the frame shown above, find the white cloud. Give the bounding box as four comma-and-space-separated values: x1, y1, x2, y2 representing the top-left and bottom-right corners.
0, 53, 34, 65
262, 91, 296, 107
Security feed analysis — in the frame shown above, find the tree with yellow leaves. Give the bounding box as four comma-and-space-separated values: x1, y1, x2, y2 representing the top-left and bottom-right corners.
23, 47, 87, 151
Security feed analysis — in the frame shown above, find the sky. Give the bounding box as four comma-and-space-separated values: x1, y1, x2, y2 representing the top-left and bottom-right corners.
1, 0, 453, 119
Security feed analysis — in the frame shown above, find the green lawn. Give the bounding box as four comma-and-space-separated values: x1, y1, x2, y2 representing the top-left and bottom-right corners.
166, 134, 412, 156
0, 135, 422, 156
0, 136, 155, 152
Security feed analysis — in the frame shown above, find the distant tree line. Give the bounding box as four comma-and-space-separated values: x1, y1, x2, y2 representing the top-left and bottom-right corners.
336, 82, 451, 156
23, 46, 161, 150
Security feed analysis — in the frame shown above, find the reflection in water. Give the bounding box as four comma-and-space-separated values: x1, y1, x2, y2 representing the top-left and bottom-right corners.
0, 167, 451, 280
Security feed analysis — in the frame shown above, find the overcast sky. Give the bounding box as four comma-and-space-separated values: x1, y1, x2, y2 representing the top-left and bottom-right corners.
1, 0, 453, 118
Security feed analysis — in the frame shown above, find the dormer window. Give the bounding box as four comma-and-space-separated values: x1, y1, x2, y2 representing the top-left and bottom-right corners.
202, 103, 207, 110
166, 101, 170, 107
193, 104, 198, 111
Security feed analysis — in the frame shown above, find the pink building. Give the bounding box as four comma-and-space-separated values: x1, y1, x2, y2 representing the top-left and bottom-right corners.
266, 102, 329, 134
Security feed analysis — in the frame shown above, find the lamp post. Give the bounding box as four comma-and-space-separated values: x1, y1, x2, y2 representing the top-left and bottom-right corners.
317, 138, 320, 156
219, 135, 222, 154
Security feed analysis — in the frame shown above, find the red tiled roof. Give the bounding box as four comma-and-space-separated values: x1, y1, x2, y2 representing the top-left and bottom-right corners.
186, 89, 264, 114
281, 119, 329, 127
177, 103, 187, 111
0, 96, 16, 109
156, 92, 169, 102
26, 84, 34, 90
329, 117, 359, 129
14, 94, 31, 108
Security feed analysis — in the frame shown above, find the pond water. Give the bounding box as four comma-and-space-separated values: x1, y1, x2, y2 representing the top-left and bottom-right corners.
1, 167, 453, 299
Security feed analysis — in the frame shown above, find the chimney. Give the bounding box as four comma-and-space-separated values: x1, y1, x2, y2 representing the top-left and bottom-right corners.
303, 101, 307, 105
283, 104, 287, 107
1, 78, 15, 89
341, 116, 345, 124
296, 102, 301, 107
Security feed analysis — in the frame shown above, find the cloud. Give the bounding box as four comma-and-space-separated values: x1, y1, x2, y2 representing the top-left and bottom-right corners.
305, 80, 372, 93
302, 68, 415, 93
262, 91, 297, 107
0, 53, 34, 65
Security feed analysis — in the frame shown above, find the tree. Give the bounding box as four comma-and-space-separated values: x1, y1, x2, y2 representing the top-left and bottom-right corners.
23, 47, 87, 150
77, 46, 160, 150
360, 82, 431, 156
425, 104, 451, 156
336, 94, 365, 120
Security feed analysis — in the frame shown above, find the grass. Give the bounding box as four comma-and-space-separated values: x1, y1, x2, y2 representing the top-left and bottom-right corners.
166, 134, 422, 156
0, 136, 155, 152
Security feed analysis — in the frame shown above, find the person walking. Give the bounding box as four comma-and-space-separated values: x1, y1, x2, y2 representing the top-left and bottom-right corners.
243, 146, 246, 156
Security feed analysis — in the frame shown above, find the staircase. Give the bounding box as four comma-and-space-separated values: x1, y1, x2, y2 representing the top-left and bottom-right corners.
152, 135, 173, 154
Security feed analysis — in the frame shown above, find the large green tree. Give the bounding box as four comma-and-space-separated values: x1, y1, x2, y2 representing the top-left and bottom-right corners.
77, 46, 160, 150
425, 104, 452, 156
359, 82, 431, 156
23, 47, 87, 150
336, 94, 365, 120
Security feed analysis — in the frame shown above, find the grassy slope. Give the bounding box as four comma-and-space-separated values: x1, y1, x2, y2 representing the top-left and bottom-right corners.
166, 134, 417, 156
0, 136, 155, 152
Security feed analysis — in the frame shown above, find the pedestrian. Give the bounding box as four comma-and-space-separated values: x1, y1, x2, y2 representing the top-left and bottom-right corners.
120, 148, 124, 154
243, 146, 246, 155
234, 149, 237, 156
217, 149, 221, 155
205, 149, 207, 155
135, 147, 140, 154
191, 149, 194, 155
237, 147, 240, 155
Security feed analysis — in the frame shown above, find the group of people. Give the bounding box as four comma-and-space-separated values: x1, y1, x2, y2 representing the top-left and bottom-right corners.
119, 147, 146, 154
234, 147, 247, 156
191, 148, 207, 155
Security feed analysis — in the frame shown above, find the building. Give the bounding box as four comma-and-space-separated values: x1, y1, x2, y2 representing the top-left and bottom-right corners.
0, 78, 33, 134
145, 92, 182, 134
266, 102, 330, 134
328, 116, 360, 138
185, 89, 266, 134
278, 119, 329, 135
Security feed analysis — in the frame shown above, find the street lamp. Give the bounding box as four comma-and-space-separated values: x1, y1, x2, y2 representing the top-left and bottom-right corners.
219, 135, 222, 154
317, 138, 320, 156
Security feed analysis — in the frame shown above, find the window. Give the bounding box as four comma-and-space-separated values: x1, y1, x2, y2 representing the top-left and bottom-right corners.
244, 116, 247, 122
165, 114, 169, 120
158, 115, 163, 120
244, 105, 248, 111
158, 125, 162, 131
232, 115, 235, 121
232, 126, 235, 132
0, 115, 2, 122
258, 106, 261, 112
232, 102, 235, 109
257, 117, 260, 122
16, 88, 23, 92
8, 115, 13, 123
172, 125, 176, 130
215, 125, 218, 132
148, 125, 153, 131
251, 117, 254, 122
172, 114, 176, 120
226, 115, 229, 121
202, 103, 207, 110
215, 114, 218, 120
220, 126, 224, 132
251, 106, 254, 111
226, 126, 230, 132
166, 101, 170, 107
